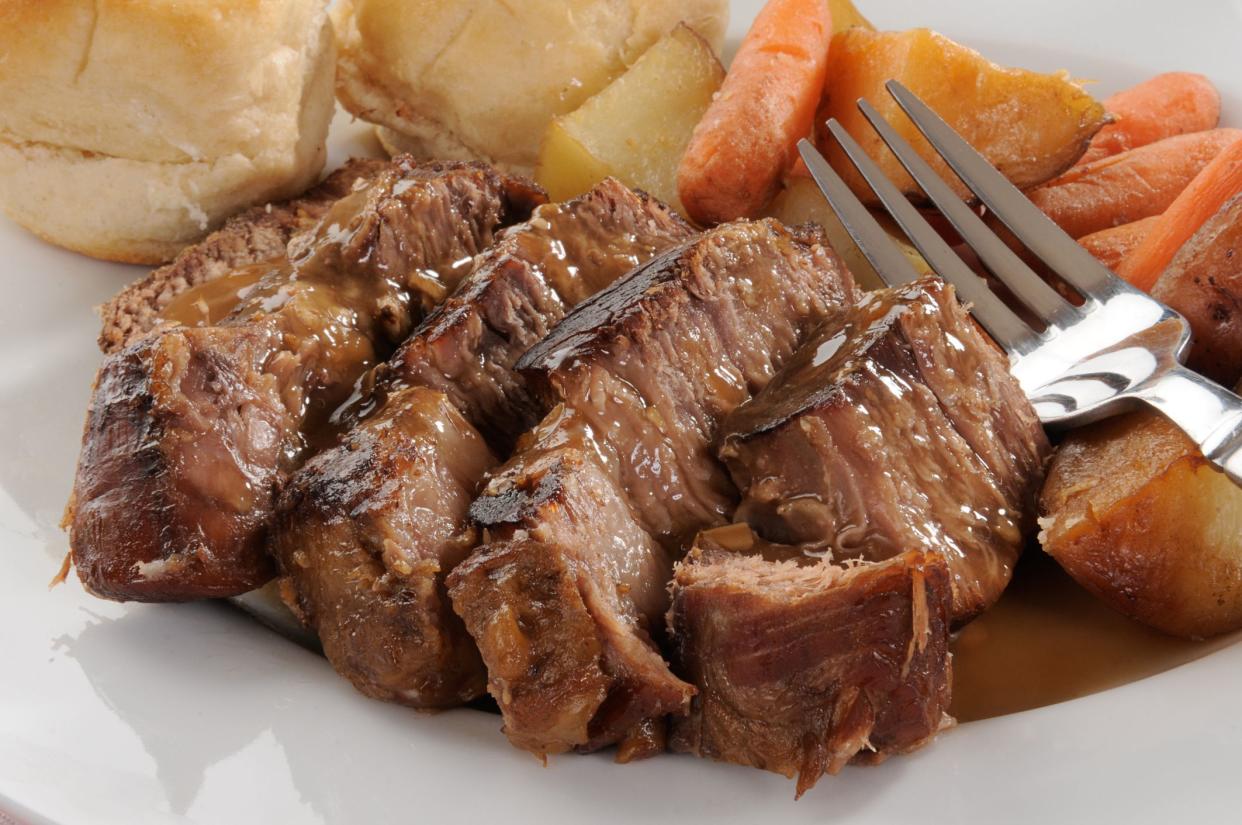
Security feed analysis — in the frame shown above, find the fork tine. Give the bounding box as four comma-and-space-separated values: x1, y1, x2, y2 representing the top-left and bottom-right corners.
855, 97, 1081, 332
796, 139, 923, 287
884, 79, 1119, 299
823, 119, 1034, 355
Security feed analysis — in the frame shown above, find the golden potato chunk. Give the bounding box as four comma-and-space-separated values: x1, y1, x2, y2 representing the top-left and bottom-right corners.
536, 24, 724, 213
1040, 411, 1242, 639
828, 0, 873, 33
818, 28, 1107, 204
1152, 192, 1242, 387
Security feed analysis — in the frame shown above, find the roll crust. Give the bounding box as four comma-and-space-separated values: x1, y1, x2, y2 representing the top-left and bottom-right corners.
0, 0, 338, 264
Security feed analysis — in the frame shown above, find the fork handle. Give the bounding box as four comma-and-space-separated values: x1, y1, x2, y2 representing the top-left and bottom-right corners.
1140, 365, 1242, 485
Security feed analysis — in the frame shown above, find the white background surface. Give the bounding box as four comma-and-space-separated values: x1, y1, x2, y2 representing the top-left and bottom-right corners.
3, 1, 1241, 823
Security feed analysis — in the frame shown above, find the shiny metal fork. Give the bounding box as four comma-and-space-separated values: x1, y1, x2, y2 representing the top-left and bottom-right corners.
797, 80, 1242, 485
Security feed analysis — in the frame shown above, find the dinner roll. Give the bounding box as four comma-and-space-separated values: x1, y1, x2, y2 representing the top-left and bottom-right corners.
0, 0, 337, 264
334, 0, 730, 175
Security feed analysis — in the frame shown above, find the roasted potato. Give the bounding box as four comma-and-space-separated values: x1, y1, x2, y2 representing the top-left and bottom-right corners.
1151, 191, 1242, 387
818, 28, 1107, 205
535, 24, 724, 213
1040, 411, 1242, 639
827, 0, 873, 33
765, 176, 933, 289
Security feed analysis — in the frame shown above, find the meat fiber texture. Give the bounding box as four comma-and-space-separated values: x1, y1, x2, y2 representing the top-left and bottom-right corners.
450, 219, 858, 757
271, 180, 693, 708
667, 277, 1047, 792
69, 158, 544, 602
668, 528, 954, 797
721, 276, 1050, 622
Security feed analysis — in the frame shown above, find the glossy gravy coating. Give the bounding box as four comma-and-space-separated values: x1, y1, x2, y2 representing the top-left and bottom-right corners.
163, 264, 1226, 724
157, 263, 274, 327
156, 258, 387, 456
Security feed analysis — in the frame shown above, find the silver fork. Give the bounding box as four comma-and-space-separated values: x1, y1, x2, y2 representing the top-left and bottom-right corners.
797, 80, 1242, 486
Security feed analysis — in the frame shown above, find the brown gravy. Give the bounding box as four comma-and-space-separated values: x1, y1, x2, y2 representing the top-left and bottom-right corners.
950, 550, 1236, 722
156, 243, 1227, 724
156, 263, 276, 327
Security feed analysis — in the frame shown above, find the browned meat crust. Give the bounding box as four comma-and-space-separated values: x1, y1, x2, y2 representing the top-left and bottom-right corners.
271, 180, 692, 708
70, 325, 288, 600
452, 219, 858, 756
450, 535, 693, 752
364, 178, 694, 451
276, 387, 496, 707
97, 159, 391, 355
668, 536, 954, 797
452, 411, 687, 749
721, 277, 1050, 621
69, 159, 544, 602
1151, 191, 1242, 386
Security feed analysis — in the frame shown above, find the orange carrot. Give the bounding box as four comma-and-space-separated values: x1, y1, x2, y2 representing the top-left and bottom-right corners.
1077, 215, 1160, 271
1029, 128, 1242, 240
1076, 72, 1220, 166
1117, 137, 1242, 291
678, 0, 834, 225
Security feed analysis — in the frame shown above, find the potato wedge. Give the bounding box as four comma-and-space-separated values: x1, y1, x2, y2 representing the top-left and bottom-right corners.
1151, 191, 1242, 387
828, 0, 873, 33
818, 28, 1107, 204
1040, 411, 1242, 639
536, 24, 724, 213
765, 176, 933, 289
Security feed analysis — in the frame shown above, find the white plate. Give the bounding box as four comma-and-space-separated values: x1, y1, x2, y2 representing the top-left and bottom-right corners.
3, 2, 1242, 823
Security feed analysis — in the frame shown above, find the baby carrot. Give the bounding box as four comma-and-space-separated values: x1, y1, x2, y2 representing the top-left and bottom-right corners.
1077, 215, 1160, 271
678, 0, 834, 225
1076, 72, 1220, 166
1029, 128, 1242, 240
1117, 137, 1242, 291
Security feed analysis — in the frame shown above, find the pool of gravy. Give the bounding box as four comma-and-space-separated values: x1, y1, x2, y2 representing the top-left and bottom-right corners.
950, 550, 1238, 722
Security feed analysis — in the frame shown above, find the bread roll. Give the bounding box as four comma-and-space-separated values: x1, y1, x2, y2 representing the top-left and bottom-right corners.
334, 0, 730, 175
0, 0, 337, 264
